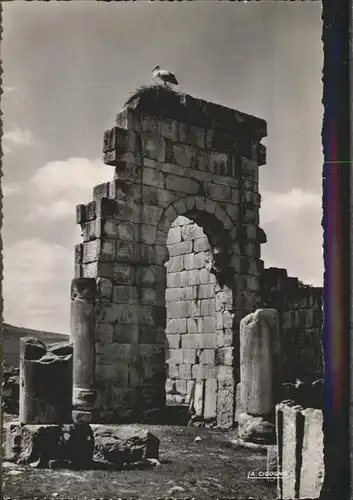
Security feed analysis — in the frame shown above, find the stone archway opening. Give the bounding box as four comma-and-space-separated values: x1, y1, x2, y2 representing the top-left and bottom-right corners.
162, 209, 237, 427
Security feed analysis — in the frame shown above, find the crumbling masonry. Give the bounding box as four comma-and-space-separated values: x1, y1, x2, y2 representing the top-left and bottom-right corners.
72, 88, 323, 428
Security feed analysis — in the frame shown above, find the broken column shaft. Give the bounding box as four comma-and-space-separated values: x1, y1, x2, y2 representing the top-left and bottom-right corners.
240, 308, 280, 416
70, 278, 98, 423
19, 338, 73, 424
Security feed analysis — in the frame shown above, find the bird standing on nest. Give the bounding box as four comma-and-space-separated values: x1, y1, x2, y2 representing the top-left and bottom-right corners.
152, 65, 179, 87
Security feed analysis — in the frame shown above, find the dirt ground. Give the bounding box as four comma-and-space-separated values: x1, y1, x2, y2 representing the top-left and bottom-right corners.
3, 424, 277, 500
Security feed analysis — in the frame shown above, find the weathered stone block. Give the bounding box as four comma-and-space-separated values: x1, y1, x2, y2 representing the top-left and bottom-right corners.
142, 164, 165, 188
173, 143, 198, 168
166, 318, 187, 334
204, 378, 217, 420
217, 347, 233, 366
97, 277, 113, 300
193, 237, 210, 253
167, 271, 188, 288
200, 268, 215, 285
187, 270, 201, 287
175, 379, 187, 394
188, 298, 201, 317
167, 226, 182, 245
299, 408, 325, 499
97, 303, 139, 325
92, 425, 159, 468
168, 363, 179, 379
182, 348, 196, 364
192, 380, 204, 417
116, 222, 139, 242
140, 287, 157, 305
112, 325, 139, 344
96, 362, 129, 386
160, 118, 179, 141
4, 422, 94, 468
95, 323, 114, 343
83, 239, 116, 263
216, 328, 233, 348
184, 253, 195, 270
200, 298, 216, 316
136, 265, 164, 288
112, 285, 138, 304
141, 133, 165, 162
179, 122, 206, 148
200, 349, 215, 365
187, 317, 199, 333
209, 152, 231, 176
168, 349, 183, 365
276, 402, 302, 499
165, 286, 182, 302
168, 240, 193, 256
166, 334, 181, 349
165, 174, 200, 194
205, 182, 232, 202
112, 263, 135, 285
216, 380, 235, 429
139, 224, 157, 245
167, 300, 190, 319
178, 364, 192, 380
192, 365, 215, 380
237, 413, 275, 444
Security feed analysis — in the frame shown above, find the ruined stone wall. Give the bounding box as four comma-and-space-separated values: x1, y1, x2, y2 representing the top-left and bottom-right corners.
165, 216, 217, 408
73, 89, 267, 426
260, 267, 323, 383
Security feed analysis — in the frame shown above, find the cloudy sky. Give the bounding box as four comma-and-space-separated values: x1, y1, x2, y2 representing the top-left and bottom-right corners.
2, 1, 323, 333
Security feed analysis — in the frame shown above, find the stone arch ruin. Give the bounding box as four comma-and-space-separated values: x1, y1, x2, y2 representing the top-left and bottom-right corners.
73, 87, 320, 429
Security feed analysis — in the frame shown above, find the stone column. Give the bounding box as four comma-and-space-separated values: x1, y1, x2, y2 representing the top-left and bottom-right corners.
240, 308, 280, 416
70, 278, 98, 423
237, 309, 280, 443
19, 338, 73, 424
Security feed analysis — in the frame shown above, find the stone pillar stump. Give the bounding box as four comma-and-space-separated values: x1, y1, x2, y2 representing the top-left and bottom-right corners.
70, 278, 98, 423
19, 338, 73, 424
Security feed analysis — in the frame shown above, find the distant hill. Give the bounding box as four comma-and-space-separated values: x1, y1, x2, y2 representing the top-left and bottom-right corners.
1, 322, 70, 368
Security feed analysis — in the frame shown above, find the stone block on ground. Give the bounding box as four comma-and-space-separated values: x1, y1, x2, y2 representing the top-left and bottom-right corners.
4, 422, 94, 469
276, 401, 325, 500
299, 408, 325, 499
237, 412, 276, 445
91, 425, 159, 468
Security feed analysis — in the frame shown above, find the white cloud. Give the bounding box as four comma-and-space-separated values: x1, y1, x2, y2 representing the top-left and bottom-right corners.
260, 188, 323, 287
2, 183, 21, 197
27, 157, 113, 221
27, 200, 74, 222
260, 188, 321, 225
2, 126, 35, 154
3, 237, 73, 332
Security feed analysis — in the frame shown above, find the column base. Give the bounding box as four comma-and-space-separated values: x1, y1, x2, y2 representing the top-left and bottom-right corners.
72, 410, 96, 424
73, 387, 98, 409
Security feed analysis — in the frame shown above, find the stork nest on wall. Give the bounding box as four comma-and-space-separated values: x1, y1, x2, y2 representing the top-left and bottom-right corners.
123, 84, 267, 139
124, 84, 181, 107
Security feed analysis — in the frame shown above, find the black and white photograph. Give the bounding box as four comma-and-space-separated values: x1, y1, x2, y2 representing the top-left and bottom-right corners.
1, 2, 326, 499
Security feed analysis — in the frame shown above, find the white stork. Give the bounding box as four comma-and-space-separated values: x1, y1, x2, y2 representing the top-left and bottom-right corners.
152, 65, 179, 87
